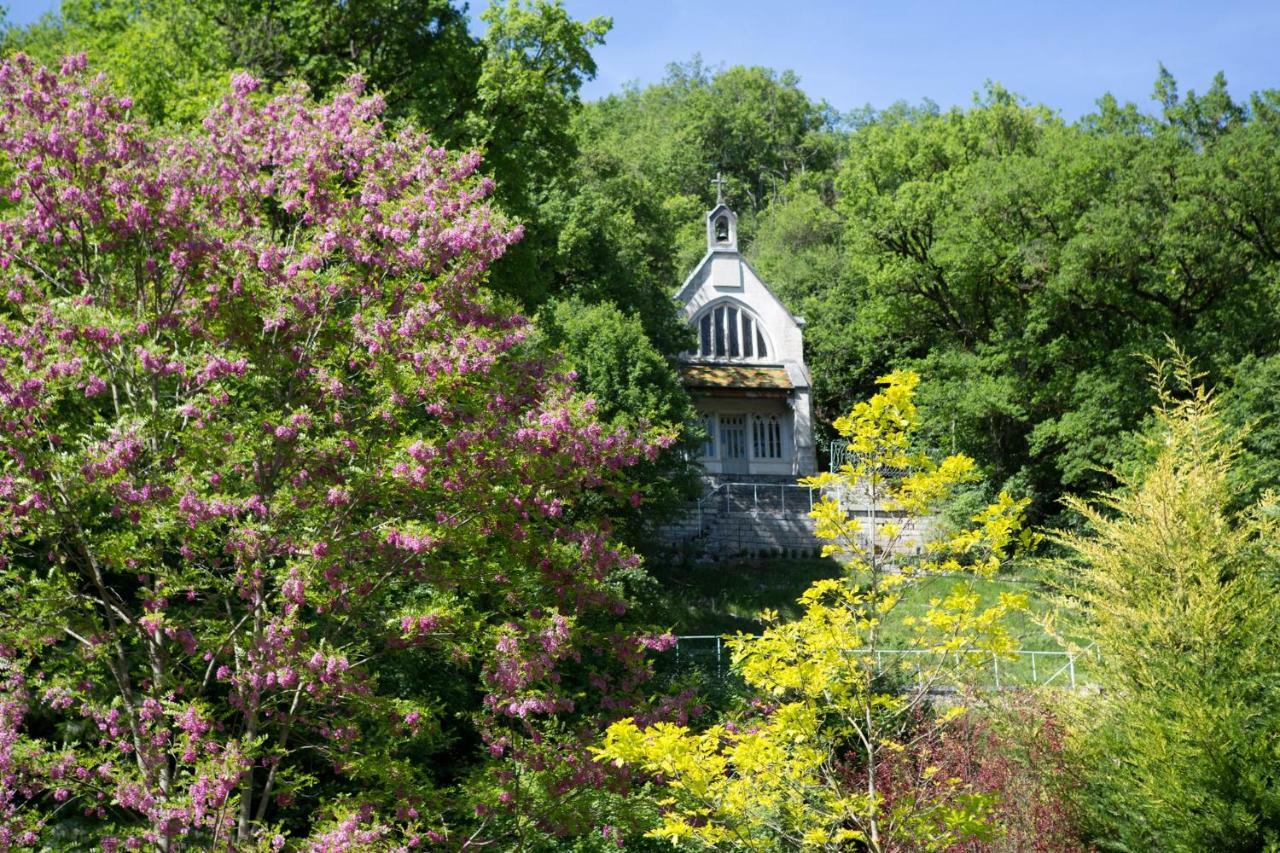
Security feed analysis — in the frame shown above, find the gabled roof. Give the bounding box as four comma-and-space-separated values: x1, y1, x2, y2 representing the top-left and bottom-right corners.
673, 250, 803, 327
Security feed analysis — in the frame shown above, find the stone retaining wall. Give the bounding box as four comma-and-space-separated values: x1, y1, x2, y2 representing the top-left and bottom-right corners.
701, 509, 824, 560
658, 479, 938, 563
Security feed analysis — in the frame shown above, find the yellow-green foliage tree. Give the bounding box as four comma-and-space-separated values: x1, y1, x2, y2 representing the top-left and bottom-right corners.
596, 372, 1032, 851
1050, 354, 1280, 849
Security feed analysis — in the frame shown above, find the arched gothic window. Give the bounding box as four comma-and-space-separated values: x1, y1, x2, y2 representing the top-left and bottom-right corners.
699, 412, 716, 458
752, 414, 783, 459
695, 303, 769, 360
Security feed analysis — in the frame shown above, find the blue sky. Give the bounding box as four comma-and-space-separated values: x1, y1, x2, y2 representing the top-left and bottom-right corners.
6, 0, 1279, 119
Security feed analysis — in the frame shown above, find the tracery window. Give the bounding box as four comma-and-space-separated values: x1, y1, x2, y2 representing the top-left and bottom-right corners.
752, 415, 783, 459
699, 412, 716, 458
695, 304, 769, 360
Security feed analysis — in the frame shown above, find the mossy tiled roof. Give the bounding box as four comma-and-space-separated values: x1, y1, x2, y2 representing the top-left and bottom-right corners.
679, 363, 793, 391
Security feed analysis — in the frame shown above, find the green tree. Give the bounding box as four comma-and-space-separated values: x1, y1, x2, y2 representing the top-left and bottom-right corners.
537, 298, 701, 546
198, 0, 479, 132
747, 179, 862, 433
1049, 353, 1280, 850
538, 145, 692, 355
1221, 353, 1280, 509
4, 0, 230, 124
572, 60, 839, 274
807, 76, 1280, 520
460, 0, 612, 302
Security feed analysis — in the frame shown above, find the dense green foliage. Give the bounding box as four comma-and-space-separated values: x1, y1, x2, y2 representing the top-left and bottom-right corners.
4, 3, 1280, 849
756, 78, 1280, 520
1050, 356, 1280, 849
572, 60, 840, 274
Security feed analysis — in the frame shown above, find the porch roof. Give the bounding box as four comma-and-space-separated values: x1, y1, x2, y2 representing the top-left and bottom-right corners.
679, 363, 794, 394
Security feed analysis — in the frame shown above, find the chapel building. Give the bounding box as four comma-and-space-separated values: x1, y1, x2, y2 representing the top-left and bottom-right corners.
675, 197, 818, 479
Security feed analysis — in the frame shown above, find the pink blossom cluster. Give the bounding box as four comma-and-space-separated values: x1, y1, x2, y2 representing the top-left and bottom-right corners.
397, 613, 447, 646
0, 664, 42, 848
303, 809, 396, 852
0, 53, 678, 848
482, 615, 583, 719
193, 354, 248, 386
79, 431, 142, 482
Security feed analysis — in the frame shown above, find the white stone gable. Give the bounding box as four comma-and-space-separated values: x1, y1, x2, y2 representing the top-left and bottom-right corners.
674, 205, 809, 385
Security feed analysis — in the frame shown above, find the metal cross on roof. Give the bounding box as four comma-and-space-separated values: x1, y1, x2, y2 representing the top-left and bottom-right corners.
711, 171, 725, 205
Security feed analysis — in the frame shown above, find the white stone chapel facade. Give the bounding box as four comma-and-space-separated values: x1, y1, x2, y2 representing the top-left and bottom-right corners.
675, 198, 818, 478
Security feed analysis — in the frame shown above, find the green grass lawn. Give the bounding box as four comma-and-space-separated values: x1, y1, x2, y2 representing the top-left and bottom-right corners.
875, 571, 1066, 651
649, 557, 1097, 686
649, 558, 845, 636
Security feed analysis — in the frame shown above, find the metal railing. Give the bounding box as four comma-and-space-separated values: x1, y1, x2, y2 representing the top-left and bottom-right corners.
825, 442, 913, 479
691, 482, 819, 538
713, 482, 817, 514
667, 635, 1100, 690
828, 441, 851, 472
673, 634, 730, 678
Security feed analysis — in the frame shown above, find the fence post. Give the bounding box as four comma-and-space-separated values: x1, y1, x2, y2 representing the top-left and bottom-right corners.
753, 483, 758, 508
1069, 655, 1076, 690
808, 486, 814, 511
992, 652, 1000, 689
1031, 652, 1037, 683
716, 637, 722, 679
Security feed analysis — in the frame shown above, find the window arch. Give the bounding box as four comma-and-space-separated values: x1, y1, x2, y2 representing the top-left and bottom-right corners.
699, 411, 716, 458
752, 414, 783, 459
693, 302, 771, 360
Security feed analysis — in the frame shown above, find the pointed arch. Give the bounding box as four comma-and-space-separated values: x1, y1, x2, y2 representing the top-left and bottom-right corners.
690, 299, 773, 361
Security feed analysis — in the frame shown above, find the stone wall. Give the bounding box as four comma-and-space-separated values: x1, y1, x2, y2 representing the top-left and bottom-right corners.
700, 509, 824, 560
657, 477, 938, 563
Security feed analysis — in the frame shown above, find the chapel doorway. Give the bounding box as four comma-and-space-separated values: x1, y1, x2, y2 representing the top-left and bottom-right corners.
720, 414, 749, 476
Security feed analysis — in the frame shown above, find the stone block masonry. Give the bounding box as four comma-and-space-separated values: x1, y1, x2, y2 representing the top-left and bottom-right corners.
702, 508, 824, 560
658, 477, 938, 563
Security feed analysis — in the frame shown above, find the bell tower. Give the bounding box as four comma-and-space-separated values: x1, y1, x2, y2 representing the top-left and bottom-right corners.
705, 172, 738, 252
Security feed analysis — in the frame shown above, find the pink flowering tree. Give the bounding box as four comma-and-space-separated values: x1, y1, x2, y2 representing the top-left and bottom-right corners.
0, 55, 675, 850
